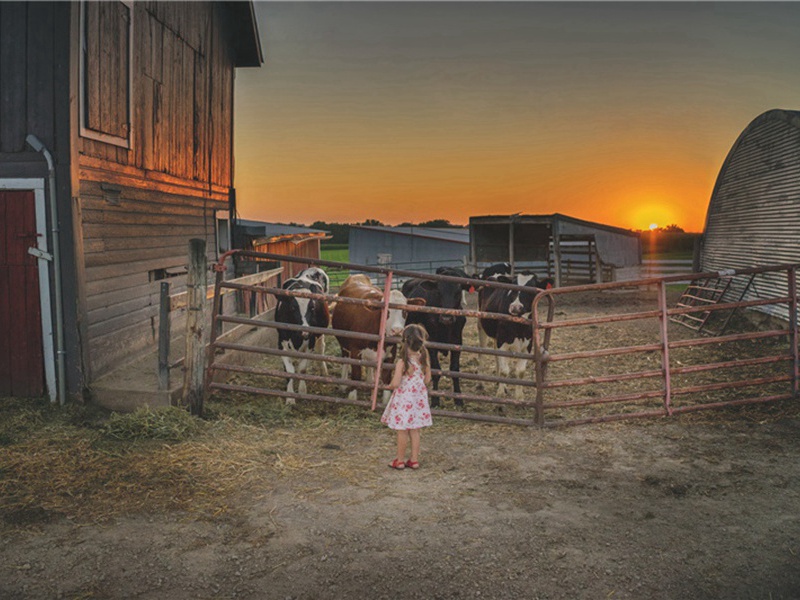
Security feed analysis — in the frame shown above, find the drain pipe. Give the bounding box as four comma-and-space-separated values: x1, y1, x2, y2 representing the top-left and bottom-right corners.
26, 134, 66, 406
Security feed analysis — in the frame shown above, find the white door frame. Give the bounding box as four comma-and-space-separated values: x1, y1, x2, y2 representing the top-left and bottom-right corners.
0, 178, 56, 402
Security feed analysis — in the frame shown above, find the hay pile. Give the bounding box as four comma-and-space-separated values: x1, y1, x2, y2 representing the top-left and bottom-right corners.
0, 398, 381, 527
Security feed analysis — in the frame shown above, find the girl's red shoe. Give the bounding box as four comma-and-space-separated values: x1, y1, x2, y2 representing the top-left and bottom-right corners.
388, 459, 406, 470
405, 460, 420, 469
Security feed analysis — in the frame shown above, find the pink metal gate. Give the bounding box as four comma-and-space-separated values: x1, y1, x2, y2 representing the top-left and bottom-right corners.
530, 264, 799, 426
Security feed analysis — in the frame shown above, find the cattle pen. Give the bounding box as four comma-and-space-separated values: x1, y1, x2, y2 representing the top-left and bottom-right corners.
204, 250, 799, 428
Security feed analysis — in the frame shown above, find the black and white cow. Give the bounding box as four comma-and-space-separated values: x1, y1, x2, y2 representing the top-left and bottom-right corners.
294, 267, 330, 359
275, 273, 330, 401
401, 266, 470, 408
296, 267, 330, 295
478, 270, 554, 399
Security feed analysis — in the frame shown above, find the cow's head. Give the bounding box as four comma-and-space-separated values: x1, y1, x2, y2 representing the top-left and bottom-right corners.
435, 267, 469, 325
386, 290, 426, 337
508, 273, 542, 317
281, 281, 324, 340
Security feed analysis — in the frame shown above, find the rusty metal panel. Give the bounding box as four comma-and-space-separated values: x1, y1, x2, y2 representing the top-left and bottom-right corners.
701, 110, 800, 321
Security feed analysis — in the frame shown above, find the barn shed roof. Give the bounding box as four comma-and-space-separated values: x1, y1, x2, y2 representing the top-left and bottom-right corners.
237, 220, 330, 243
352, 225, 469, 245
470, 213, 638, 238
226, 1, 264, 67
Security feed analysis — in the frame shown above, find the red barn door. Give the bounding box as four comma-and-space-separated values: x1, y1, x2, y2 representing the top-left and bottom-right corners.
0, 190, 44, 397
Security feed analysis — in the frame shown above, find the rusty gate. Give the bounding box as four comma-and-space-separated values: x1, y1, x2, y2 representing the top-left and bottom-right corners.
205, 251, 798, 427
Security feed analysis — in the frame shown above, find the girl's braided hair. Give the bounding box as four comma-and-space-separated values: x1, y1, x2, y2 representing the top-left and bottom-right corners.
400, 324, 429, 375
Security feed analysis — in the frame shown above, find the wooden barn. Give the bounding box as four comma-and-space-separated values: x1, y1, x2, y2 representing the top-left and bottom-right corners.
0, 2, 262, 404
470, 214, 642, 286
697, 108, 800, 322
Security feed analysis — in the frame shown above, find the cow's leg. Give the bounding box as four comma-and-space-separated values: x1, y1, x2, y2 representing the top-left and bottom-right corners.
280, 340, 297, 405
297, 354, 309, 395
348, 350, 367, 401
513, 355, 529, 400
496, 350, 510, 398
450, 349, 463, 407
316, 334, 329, 376
429, 349, 442, 408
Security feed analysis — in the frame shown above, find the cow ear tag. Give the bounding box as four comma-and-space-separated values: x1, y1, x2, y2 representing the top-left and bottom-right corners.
469, 285, 475, 294
546, 283, 553, 290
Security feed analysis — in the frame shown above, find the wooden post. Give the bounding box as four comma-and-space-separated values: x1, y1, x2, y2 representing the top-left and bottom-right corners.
158, 282, 171, 390
182, 239, 207, 416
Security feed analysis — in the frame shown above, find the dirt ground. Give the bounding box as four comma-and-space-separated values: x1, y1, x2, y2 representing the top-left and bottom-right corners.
2, 287, 800, 599
2, 412, 800, 600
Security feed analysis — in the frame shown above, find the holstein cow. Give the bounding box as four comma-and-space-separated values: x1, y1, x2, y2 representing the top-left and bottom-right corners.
274, 273, 330, 402
478, 270, 554, 399
294, 267, 330, 360
401, 266, 470, 408
332, 274, 425, 401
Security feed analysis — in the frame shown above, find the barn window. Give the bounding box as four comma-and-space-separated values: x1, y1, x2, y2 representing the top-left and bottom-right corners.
80, 0, 134, 148
216, 212, 231, 257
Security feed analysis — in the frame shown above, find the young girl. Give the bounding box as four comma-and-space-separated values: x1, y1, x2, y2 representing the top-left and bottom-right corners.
380, 324, 433, 470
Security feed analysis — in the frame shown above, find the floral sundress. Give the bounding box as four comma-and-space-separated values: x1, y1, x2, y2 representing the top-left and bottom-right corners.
380, 358, 432, 430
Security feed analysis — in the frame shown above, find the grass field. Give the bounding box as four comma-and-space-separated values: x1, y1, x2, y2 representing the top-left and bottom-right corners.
320, 245, 349, 264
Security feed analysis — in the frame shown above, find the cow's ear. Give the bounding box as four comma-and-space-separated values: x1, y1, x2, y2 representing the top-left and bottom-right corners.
407, 298, 426, 306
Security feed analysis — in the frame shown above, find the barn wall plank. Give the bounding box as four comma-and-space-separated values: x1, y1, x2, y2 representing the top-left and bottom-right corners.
0, 3, 29, 152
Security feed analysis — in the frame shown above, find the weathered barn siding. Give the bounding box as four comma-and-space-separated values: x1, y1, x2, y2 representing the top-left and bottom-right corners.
80, 180, 219, 376
251, 238, 323, 282
700, 109, 800, 320
77, 2, 250, 377
0, 2, 69, 163
0, 1, 261, 395
79, 1, 234, 191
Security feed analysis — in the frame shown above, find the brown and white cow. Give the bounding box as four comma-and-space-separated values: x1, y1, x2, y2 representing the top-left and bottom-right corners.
331, 274, 425, 400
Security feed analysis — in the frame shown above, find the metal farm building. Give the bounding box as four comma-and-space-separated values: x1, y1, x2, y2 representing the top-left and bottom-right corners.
470, 214, 642, 287
349, 225, 470, 273
699, 109, 800, 321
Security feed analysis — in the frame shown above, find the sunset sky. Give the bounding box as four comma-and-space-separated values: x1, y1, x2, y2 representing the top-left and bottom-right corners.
234, 2, 800, 233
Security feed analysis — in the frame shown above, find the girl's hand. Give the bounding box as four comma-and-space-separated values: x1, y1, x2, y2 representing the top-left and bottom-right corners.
389, 361, 404, 390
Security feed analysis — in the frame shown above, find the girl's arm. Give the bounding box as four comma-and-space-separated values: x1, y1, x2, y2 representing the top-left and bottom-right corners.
423, 362, 432, 386
389, 361, 404, 390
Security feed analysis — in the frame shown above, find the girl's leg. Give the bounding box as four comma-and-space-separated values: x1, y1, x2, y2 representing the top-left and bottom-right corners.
409, 429, 421, 463
396, 430, 409, 463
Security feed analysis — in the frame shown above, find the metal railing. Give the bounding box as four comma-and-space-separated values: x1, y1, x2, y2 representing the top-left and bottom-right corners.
205, 250, 798, 427
530, 264, 799, 427
205, 250, 557, 426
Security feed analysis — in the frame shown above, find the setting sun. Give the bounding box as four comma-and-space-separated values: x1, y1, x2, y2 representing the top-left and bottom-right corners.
649, 223, 659, 231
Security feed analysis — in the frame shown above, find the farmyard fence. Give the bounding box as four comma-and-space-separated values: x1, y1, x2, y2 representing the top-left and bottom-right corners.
205, 250, 556, 426
204, 251, 798, 427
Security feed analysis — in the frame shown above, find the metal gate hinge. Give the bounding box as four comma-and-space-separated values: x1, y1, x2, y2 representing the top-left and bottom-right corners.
28, 247, 53, 262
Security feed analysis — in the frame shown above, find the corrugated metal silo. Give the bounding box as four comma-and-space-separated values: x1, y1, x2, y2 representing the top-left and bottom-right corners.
700, 109, 800, 320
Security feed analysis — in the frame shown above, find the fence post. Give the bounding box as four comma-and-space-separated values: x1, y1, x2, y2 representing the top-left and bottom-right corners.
182, 239, 207, 416
371, 271, 393, 411
788, 267, 798, 398
658, 280, 672, 416
158, 282, 171, 390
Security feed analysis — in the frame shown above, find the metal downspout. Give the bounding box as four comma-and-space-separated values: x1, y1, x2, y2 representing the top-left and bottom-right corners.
25, 134, 66, 405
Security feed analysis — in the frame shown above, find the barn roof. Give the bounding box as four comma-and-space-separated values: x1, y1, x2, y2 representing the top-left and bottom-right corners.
237, 220, 330, 243
226, 1, 264, 67
351, 225, 470, 245
470, 213, 639, 238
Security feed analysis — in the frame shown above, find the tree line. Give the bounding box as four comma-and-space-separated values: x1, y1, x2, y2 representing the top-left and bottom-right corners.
306, 219, 461, 245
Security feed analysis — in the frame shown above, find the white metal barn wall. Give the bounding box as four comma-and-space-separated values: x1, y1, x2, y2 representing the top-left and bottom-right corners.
701, 109, 800, 321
